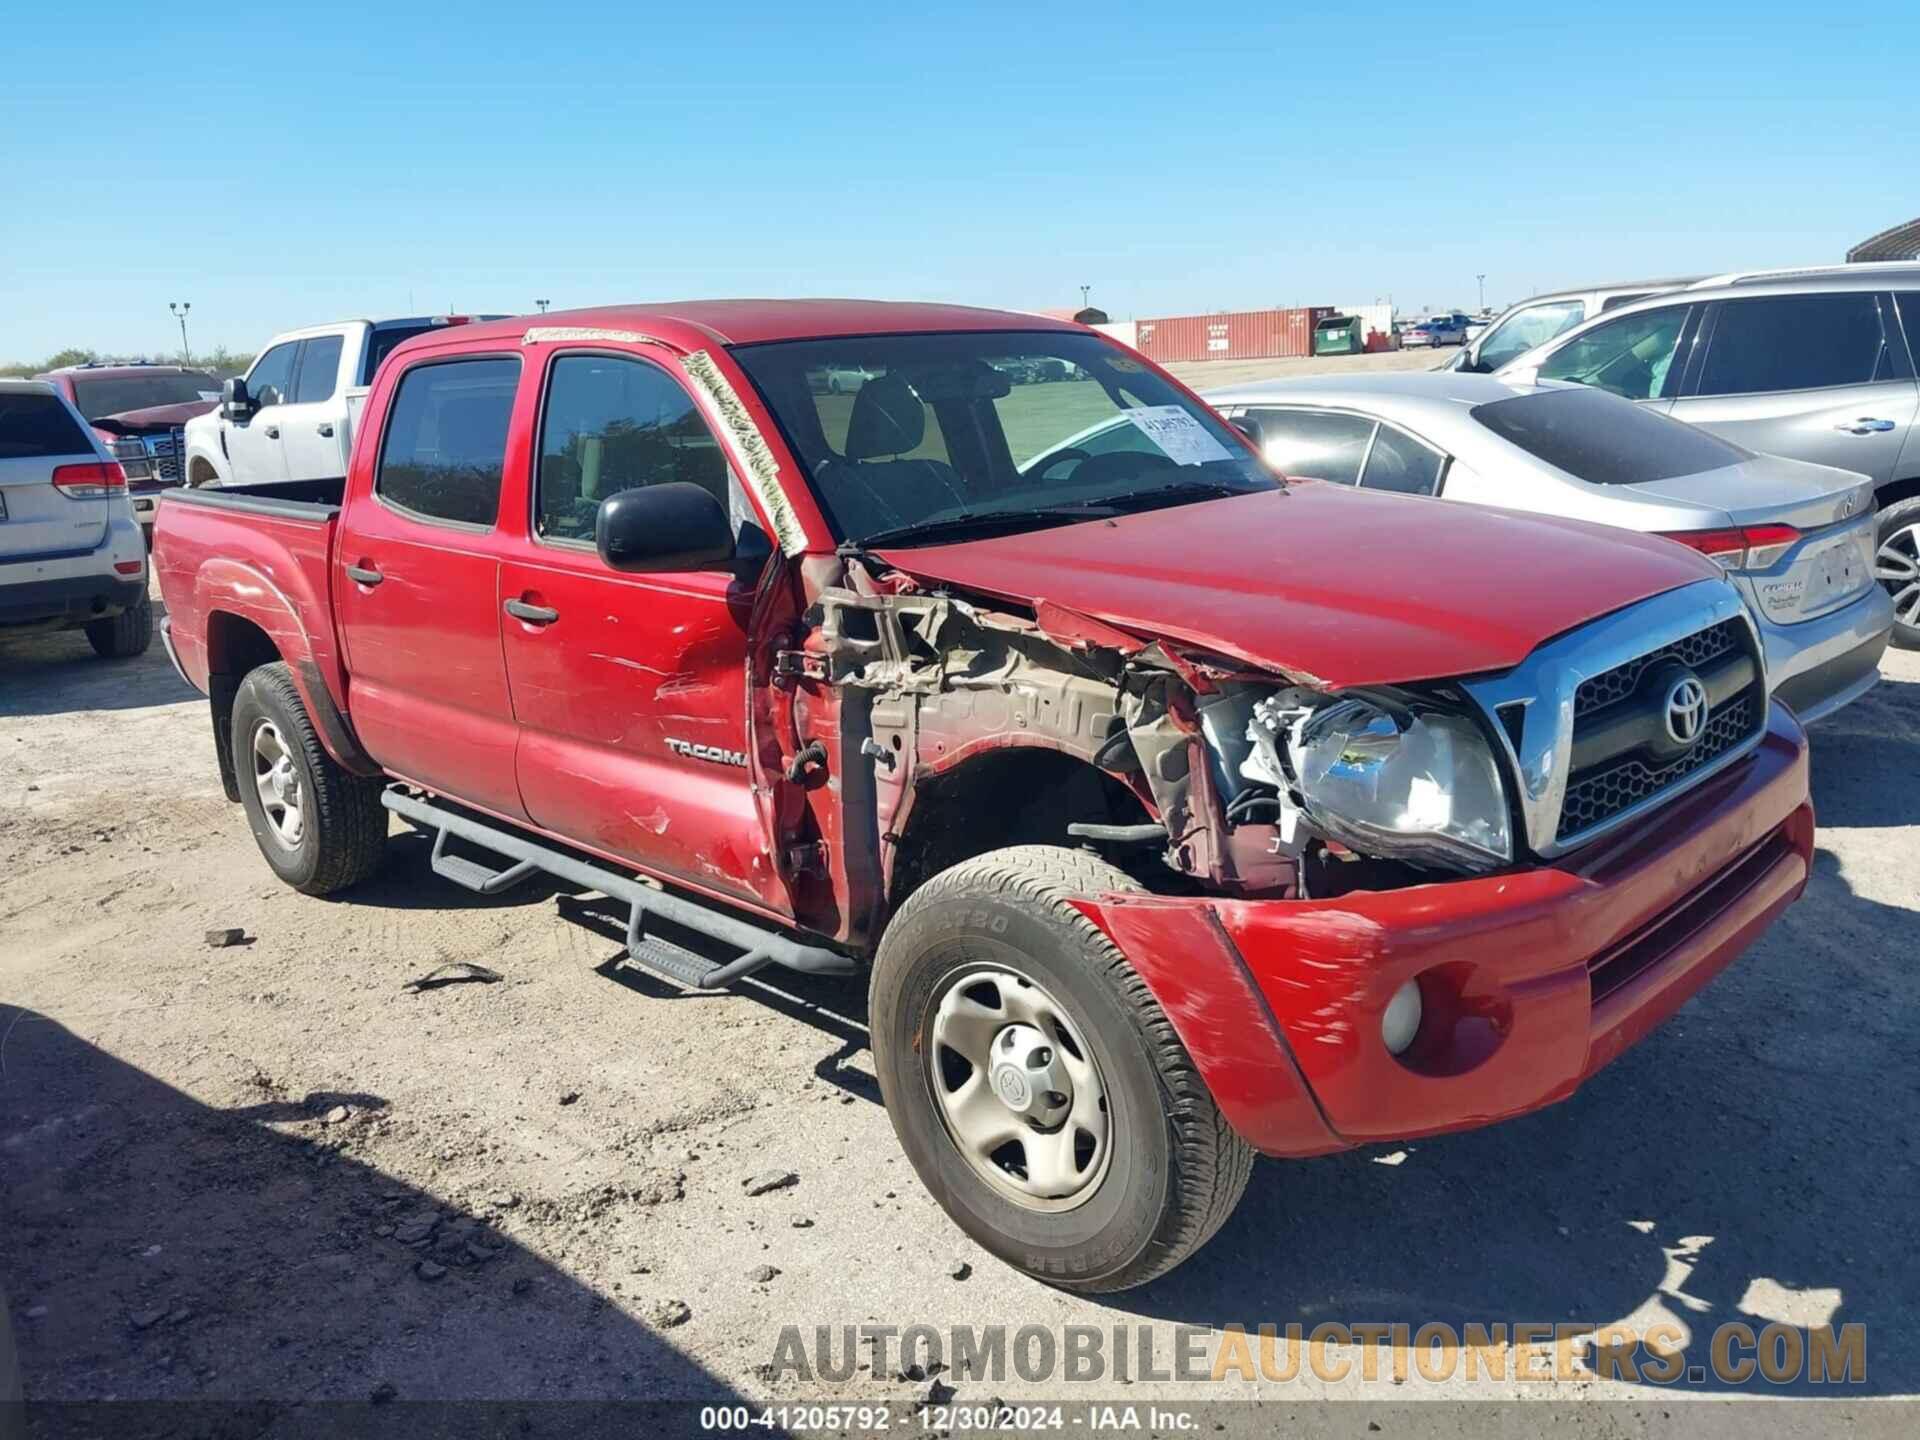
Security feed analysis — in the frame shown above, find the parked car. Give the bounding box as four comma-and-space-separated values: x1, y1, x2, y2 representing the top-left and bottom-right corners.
181, 316, 502, 488
1, 379, 152, 657
1449, 277, 1704, 376
154, 300, 1811, 1293
1494, 263, 1920, 647
1206, 374, 1892, 723
35, 362, 221, 542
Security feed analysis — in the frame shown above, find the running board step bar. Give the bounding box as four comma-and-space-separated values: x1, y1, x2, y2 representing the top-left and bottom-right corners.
383, 787, 857, 990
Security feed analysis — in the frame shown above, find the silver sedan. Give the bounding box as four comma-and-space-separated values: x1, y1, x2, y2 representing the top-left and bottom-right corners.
1203, 372, 1894, 724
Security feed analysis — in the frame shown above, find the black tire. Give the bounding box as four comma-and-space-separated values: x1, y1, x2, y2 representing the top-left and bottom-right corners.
231, 662, 388, 895
871, 844, 1254, 1293
84, 594, 152, 659
1875, 496, 1920, 650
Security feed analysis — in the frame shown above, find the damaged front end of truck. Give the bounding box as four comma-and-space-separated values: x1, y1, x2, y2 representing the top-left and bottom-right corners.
761, 551, 1520, 950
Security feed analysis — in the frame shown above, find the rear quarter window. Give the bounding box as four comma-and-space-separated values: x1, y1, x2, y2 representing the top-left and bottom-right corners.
1472, 386, 1750, 485
375, 357, 521, 527
0, 391, 93, 459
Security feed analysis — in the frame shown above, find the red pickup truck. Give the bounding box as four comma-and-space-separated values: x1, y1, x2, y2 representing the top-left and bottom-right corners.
154, 301, 1812, 1291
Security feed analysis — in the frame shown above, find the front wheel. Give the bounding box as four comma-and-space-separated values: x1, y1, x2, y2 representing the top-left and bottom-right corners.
871, 845, 1254, 1292
1875, 496, 1920, 650
231, 662, 388, 895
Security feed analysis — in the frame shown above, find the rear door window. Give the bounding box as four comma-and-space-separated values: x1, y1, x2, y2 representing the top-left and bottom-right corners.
1359, 424, 1446, 495
1694, 293, 1896, 395
1536, 305, 1689, 400
0, 390, 93, 459
292, 335, 344, 404
1473, 385, 1750, 484
1240, 408, 1375, 484
375, 357, 521, 528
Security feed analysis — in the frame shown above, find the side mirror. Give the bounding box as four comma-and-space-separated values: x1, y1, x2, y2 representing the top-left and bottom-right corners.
221, 377, 254, 420
595, 483, 736, 572
1230, 416, 1264, 449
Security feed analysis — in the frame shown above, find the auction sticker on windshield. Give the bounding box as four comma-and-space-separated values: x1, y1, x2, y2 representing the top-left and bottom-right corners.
1123, 405, 1232, 466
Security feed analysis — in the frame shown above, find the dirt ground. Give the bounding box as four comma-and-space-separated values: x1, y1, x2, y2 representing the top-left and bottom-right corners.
3, 359, 1914, 1417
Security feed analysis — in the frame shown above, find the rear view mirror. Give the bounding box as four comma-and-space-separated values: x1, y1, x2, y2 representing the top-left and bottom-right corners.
595, 483, 737, 572
221, 377, 254, 420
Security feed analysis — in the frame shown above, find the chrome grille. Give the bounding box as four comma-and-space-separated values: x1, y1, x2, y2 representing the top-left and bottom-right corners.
1573, 618, 1744, 718
1557, 693, 1756, 840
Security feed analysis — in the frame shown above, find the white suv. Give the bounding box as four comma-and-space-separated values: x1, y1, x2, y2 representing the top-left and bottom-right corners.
0, 380, 152, 658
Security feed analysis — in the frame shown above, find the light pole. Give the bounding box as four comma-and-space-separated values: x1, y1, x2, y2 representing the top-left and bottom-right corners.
169, 302, 192, 366
535, 298, 551, 313
1079, 285, 1091, 311
1476, 274, 1486, 312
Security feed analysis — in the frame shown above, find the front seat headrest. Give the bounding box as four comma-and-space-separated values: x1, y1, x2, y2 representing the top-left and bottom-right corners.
844, 373, 925, 460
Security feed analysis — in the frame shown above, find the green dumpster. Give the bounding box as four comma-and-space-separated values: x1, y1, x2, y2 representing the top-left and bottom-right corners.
1312, 314, 1364, 356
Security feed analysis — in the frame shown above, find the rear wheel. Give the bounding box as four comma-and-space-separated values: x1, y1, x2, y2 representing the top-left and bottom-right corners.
870, 845, 1254, 1292
1875, 497, 1920, 650
231, 662, 388, 894
85, 594, 152, 659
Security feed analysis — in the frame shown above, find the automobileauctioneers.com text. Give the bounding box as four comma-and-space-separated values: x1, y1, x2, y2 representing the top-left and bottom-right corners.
768, 1319, 1865, 1388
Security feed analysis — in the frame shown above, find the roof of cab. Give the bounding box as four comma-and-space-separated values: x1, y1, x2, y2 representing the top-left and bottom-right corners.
446, 299, 1086, 352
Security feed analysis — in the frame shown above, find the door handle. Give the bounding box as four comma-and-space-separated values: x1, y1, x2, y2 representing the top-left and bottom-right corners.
1834, 417, 1896, 434
504, 598, 560, 625
317, 422, 335, 437
344, 563, 383, 586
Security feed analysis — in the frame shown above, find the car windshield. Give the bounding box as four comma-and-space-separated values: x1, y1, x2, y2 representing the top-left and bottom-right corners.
729, 331, 1276, 545
1472, 385, 1751, 485
71, 374, 221, 419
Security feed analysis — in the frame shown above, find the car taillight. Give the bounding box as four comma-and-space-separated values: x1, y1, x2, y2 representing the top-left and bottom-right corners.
1659, 523, 1800, 571
50, 461, 127, 499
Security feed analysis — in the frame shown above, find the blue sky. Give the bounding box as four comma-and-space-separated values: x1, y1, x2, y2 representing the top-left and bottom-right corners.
3, 0, 1914, 362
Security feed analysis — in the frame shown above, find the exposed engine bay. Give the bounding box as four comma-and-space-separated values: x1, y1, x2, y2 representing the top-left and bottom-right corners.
778, 554, 1517, 927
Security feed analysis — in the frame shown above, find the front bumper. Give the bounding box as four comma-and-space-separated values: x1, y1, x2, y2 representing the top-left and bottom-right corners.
1074, 700, 1813, 1157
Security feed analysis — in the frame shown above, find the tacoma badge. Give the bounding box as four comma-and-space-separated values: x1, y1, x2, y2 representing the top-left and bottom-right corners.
666, 738, 749, 768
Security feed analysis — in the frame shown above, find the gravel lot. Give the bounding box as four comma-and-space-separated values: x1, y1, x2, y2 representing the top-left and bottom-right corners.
3, 351, 1914, 1413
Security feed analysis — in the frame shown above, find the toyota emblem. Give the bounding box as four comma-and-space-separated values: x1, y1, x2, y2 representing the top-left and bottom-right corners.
1664, 675, 1709, 746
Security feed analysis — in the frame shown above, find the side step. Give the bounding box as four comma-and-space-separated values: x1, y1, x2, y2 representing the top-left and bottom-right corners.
383, 788, 858, 991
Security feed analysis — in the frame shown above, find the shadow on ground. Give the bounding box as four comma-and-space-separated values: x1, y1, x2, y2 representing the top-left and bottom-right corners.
0, 1009, 765, 1426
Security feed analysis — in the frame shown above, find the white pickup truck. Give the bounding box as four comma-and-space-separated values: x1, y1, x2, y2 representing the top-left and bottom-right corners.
181, 316, 500, 487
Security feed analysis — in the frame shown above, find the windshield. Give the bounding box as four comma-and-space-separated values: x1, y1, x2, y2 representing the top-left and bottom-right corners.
72, 373, 220, 419
729, 331, 1275, 545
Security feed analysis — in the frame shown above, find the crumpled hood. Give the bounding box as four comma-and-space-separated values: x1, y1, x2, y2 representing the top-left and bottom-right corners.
877, 482, 1721, 689
90, 399, 217, 434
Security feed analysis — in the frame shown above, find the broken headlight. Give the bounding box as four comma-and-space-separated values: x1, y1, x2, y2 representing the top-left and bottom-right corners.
1249, 695, 1512, 872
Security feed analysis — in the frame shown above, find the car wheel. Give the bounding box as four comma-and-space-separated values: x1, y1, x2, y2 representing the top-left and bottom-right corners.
231, 662, 388, 895
84, 594, 153, 659
870, 844, 1254, 1292
1875, 496, 1920, 650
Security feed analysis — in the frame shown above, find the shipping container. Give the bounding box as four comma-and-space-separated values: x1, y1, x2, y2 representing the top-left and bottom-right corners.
1133, 307, 1332, 363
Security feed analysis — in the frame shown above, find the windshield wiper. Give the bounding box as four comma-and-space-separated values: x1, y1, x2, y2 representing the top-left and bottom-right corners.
854, 506, 1117, 548
1095, 478, 1278, 513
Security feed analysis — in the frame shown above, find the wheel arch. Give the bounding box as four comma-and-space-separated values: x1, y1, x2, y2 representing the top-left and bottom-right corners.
886, 744, 1154, 910
1876, 474, 1920, 509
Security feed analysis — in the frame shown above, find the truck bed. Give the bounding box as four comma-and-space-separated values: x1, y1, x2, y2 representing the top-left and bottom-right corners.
152, 477, 349, 711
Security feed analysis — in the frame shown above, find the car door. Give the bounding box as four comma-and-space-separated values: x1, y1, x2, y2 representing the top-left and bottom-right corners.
278, 333, 350, 481
499, 346, 782, 910
1525, 303, 1695, 411
1668, 291, 1919, 488
331, 349, 528, 819
225, 340, 296, 483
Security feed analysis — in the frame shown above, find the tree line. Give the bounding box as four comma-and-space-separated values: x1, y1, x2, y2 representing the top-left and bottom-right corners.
1, 347, 255, 380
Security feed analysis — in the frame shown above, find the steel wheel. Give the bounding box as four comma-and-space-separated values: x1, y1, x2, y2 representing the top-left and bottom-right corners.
250, 719, 306, 850
926, 965, 1112, 1212
1877, 521, 1920, 628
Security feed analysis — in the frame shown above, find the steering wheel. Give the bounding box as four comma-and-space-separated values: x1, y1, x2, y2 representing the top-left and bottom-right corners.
1030, 447, 1090, 480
